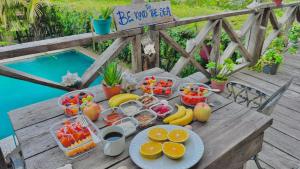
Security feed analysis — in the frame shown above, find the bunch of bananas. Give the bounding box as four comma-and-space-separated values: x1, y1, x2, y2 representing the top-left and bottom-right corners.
163, 104, 193, 126
108, 93, 139, 107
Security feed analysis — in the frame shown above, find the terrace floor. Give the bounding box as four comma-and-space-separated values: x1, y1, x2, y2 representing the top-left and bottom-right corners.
233, 53, 300, 169
190, 52, 300, 169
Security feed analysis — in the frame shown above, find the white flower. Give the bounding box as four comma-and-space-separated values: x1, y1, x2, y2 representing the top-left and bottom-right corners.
61, 71, 82, 87
144, 44, 156, 55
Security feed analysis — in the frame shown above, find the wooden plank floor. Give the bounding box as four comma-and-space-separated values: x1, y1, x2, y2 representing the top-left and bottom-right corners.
189, 53, 300, 169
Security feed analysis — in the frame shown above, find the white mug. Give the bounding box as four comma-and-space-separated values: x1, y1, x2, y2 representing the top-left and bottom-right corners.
100, 126, 125, 156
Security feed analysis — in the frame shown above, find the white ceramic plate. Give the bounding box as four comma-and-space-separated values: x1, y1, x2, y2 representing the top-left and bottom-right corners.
129, 125, 204, 169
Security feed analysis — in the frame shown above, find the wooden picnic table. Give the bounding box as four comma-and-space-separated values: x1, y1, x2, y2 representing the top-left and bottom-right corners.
9, 68, 272, 169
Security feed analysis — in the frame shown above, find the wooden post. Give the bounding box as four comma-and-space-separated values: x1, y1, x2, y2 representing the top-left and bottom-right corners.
247, 9, 270, 66
132, 35, 143, 73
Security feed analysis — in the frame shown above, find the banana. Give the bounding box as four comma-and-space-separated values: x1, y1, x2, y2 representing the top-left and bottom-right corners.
108, 94, 139, 107
163, 104, 186, 123
170, 109, 193, 126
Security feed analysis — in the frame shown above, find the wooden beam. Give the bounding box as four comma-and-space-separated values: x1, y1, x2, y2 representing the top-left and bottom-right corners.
170, 57, 190, 76
186, 20, 219, 54
247, 9, 270, 66
269, 10, 281, 30
282, 7, 297, 38
149, 29, 160, 68
0, 66, 74, 91
220, 42, 239, 64
210, 20, 222, 64
0, 29, 142, 59
159, 30, 210, 78
81, 37, 133, 88
262, 29, 281, 54
238, 13, 260, 37
153, 2, 300, 31
131, 35, 143, 73
229, 62, 250, 75
222, 19, 252, 62
279, 6, 297, 25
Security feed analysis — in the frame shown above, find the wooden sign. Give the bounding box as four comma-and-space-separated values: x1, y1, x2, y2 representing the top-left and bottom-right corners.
113, 1, 173, 31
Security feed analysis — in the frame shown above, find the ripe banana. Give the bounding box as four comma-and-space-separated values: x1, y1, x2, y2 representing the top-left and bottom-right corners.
170, 109, 193, 126
108, 94, 139, 107
163, 104, 186, 123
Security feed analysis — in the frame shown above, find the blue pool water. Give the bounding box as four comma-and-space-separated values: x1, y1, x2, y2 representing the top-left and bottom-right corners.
0, 50, 102, 139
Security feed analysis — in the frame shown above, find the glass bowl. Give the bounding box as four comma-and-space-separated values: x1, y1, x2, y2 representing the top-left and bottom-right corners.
58, 90, 95, 117
178, 83, 212, 107
112, 117, 139, 137
133, 110, 157, 128
102, 107, 126, 126
119, 100, 143, 116
138, 94, 159, 108
50, 115, 100, 159
150, 102, 174, 118
140, 76, 176, 97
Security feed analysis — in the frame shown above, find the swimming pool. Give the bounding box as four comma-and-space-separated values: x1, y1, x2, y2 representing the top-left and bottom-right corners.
0, 50, 102, 139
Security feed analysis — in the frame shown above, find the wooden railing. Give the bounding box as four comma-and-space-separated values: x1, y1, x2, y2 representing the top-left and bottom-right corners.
0, 2, 299, 91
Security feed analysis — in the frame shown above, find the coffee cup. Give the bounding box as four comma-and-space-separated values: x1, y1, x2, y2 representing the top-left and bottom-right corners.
100, 126, 125, 156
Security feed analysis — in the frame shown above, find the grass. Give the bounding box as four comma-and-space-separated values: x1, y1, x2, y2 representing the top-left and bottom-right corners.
50, 0, 296, 31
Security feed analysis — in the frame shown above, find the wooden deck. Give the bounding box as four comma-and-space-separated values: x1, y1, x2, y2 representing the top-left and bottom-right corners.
189, 52, 300, 169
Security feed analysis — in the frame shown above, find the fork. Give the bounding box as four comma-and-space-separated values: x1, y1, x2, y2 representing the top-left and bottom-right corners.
78, 115, 101, 144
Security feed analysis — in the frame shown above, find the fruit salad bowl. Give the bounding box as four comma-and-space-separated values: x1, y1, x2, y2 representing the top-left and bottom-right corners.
179, 83, 212, 107
50, 115, 100, 159
58, 90, 95, 117
140, 76, 176, 97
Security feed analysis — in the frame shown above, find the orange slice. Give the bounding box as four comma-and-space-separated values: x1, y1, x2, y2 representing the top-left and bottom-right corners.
148, 127, 168, 142
140, 141, 163, 159
162, 142, 186, 160
167, 129, 189, 143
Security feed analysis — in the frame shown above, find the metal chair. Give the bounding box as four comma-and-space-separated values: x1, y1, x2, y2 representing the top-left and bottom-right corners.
225, 77, 294, 169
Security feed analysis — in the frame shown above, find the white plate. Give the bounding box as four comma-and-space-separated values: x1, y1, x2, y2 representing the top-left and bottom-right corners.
129, 125, 204, 169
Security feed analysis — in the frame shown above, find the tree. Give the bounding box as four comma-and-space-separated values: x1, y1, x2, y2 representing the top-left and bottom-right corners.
0, 0, 48, 43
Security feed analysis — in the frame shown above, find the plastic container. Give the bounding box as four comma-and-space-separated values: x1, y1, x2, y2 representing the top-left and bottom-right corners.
138, 94, 159, 108
150, 102, 174, 118
102, 107, 126, 126
50, 115, 100, 159
140, 76, 176, 97
179, 83, 212, 107
58, 90, 95, 117
112, 117, 139, 137
119, 100, 143, 116
133, 110, 157, 128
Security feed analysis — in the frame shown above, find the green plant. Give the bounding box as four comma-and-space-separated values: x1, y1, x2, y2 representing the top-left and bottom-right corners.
251, 49, 283, 72
103, 62, 122, 87
101, 7, 113, 20
288, 24, 300, 54
288, 25, 300, 43
206, 58, 235, 82
269, 36, 285, 53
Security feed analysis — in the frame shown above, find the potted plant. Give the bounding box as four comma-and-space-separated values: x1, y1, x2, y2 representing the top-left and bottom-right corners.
273, 0, 283, 7
261, 49, 283, 75
102, 62, 122, 99
251, 37, 284, 75
92, 7, 113, 35
207, 58, 235, 92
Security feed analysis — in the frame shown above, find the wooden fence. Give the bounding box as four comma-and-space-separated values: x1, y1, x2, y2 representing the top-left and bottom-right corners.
0, 2, 299, 91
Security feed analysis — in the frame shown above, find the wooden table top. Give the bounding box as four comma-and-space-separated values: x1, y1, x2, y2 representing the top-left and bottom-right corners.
9, 68, 273, 169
